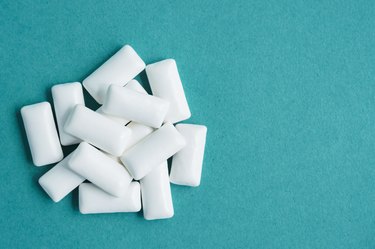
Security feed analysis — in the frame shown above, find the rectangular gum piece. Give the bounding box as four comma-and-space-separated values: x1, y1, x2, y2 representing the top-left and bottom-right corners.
102, 85, 169, 128
145, 59, 191, 123
64, 105, 132, 156
121, 122, 186, 180
79, 182, 141, 214
140, 162, 174, 220
170, 124, 207, 187
68, 142, 133, 197
38, 153, 85, 202
94, 79, 146, 126
51, 82, 85, 146
21, 102, 63, 166
83, 45, 145, 104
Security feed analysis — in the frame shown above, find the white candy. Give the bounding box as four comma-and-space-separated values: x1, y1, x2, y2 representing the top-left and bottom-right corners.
140, 162, 174, 220
38, 153, 85, 202
146, 59, 191, 123
79, 182, 141, 214
83, 45, 145, 104
123, 122, 154, 152
51, 82, 85, 145
68, 142, 132, 197
94, 79, 146, 126
21, 102, 63, 166
64, 105, 131, 156
121, 123, 186, 180
102, 85, 169, 128
170, 124, 207, 187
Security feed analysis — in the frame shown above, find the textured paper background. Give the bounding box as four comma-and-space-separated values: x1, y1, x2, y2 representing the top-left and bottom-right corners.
1, 0, 375, 248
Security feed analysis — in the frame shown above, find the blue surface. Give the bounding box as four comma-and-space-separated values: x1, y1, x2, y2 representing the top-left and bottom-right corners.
1, 0, 375, 248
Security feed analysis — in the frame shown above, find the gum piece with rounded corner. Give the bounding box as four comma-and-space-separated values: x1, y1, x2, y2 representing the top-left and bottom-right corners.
79, 182, 141, 214
68, 142, 132, 197
83, 45, 145, 104
21, 102, 63, 166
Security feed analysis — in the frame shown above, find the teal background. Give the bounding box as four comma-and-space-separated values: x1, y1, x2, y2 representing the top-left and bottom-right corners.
1, 0, 375, 248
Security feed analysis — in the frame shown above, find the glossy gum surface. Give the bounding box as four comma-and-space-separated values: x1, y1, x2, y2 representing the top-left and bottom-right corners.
51, 82, 85, 145
21, 102, 63, 166
68, 142, 132, 197
83, 45, 145, 104
64, 105, 131, 156
170, 124, 207, 187
79, 182, 141, 214
140, 162, 174, 220
121, 123, 186, 180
